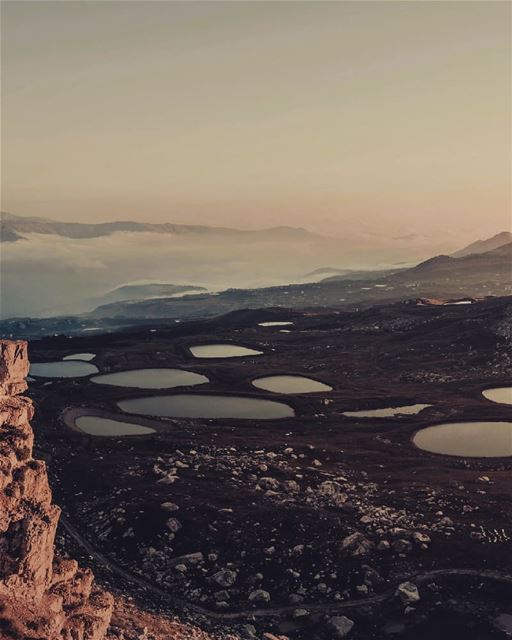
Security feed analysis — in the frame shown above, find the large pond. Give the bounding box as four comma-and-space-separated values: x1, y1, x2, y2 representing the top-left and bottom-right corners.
343, 404, 431, 418
482, 387, 512, 405
75, 415, 155, 436
91, 368, 209, 389
118, 394, 294, 419
413, 421, 512, 457
63, 353, 96, 361
30, 361, 99, 378
252, 375, 332, 394
190, 344, 263, 358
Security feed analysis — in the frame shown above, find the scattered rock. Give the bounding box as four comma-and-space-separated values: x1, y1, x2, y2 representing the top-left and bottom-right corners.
395, 581, 420, 605
248, 589, 271, 604
212, 569, 238, 588
339, 532, 374, 557
160, 502, 179, 512
165, 518, 182, 533
327, 615, 355, 638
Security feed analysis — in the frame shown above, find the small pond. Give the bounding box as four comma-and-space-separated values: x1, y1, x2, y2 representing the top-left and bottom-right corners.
75, 415, 155, 436
413, 421, 512, 457
190, 344, 263, 358
343, 404, 431, 418
252, 375, 332, 394
482, 387, 512, 406
91, 368, 209, 389
118, 394, 294, 419
63, 353, 96, 361
30, 361, 99, 378
258, 321, 294, 327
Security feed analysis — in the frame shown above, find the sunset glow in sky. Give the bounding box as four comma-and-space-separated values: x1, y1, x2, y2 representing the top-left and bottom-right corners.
2, 1, 511, 240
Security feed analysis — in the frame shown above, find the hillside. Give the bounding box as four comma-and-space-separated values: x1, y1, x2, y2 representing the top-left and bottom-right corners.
389, 242, 512, 284
97, 283, 207, 305
452, 231, 512, 258
82, 246, 510, 321
85, 243, 511, 320
320, 267, 403, 283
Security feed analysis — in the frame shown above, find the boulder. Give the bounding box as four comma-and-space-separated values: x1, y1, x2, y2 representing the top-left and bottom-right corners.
339, 532, 374, 557
395, 581, 420, 605
328, 615, 355, 638
248, 589, 271, 604
165, 518, 182, 533
212, 569, 237, 588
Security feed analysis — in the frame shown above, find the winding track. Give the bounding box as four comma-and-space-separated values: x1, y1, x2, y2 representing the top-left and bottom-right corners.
60, 515, 512, 623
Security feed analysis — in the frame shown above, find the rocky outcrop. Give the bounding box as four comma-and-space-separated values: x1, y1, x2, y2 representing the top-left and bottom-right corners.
0, 339, 113, 639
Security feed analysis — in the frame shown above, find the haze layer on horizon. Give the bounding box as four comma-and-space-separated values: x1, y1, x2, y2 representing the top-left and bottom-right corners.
2, 1, 511, 242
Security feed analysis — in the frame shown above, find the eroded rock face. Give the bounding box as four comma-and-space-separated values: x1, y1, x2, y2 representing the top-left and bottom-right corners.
0, 339, 113, 639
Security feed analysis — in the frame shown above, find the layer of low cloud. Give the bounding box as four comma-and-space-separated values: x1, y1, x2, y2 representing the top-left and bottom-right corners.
0, 228, 457, 318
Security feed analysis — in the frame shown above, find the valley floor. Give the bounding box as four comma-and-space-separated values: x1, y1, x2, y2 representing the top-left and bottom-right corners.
27, 297, 512, 639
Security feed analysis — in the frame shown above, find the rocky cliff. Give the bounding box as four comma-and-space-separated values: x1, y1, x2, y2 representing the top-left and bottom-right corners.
0, 339, 113, 639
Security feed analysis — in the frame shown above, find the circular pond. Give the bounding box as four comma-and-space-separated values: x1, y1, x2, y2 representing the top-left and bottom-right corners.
118, 394, 294, 419
75, 416, 155, 436
91, 368, 209, 389
482, 387, 512, 405
413, 421, 512, 457
30, 361, 99, 378
190, 344, 263, 358
63, 353, 96, 361
252, 375, 332, 394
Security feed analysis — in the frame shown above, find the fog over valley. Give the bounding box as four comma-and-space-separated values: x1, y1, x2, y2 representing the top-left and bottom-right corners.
0, 211, 471, 318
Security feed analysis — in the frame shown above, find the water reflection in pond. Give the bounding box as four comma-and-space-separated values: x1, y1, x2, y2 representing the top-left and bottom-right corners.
30, 361, 99, 378
63, 353, 96, 361
343, 404, 431, 418
91, 368, 208, 389
190, 344, 263, 358
252, 375, 332, 394
75, 416, 155, 436
482, 387, 512, 405
118, 394, 294, 419
413, 421, 512, 457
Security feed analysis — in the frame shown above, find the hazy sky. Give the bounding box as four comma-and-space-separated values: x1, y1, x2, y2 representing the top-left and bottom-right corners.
2, 1, 511, 240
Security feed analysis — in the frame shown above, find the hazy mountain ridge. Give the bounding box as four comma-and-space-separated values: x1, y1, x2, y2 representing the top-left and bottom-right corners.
87, 241, 512, 320
1, 213, 509, 319
0, 211, 325, 242
389, 242, 512, 283
1, 212, 347, 318
451, 231, 512, 258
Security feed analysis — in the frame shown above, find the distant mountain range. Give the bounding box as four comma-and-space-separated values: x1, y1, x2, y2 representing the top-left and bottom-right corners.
451, 231, 512, 258
312, 231, 511, 283
87, 241, 511, 320
317, 240, 512, 286
0, 211, 324, 243
1, 210, 509, 320
388, 242, 512, 284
